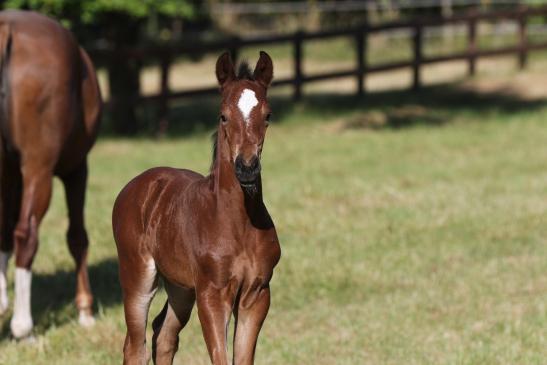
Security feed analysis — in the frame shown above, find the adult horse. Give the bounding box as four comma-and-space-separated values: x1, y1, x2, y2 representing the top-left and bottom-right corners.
0, 11, 101, 338
113, 51, 280, 365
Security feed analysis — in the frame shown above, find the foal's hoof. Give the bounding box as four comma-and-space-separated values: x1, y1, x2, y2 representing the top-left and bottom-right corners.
78, 309, 96, 327
10, 316, 33, 339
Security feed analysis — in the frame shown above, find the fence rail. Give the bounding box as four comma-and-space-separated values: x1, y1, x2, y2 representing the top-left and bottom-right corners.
88, 5, 547, 132
211, 0, 530, 15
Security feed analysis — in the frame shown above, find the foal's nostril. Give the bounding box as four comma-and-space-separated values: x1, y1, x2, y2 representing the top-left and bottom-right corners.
235, 155, 245, 168
245, 155, 259, 169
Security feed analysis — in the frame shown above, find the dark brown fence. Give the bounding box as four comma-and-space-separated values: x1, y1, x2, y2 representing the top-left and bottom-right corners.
88, 5, 547, 131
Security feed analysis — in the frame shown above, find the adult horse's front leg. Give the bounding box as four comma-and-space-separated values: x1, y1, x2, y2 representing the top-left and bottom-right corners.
196, 284, 234, 365
61, 160, 94, 327
233, 286, 270, 365
11, 165, 53, 338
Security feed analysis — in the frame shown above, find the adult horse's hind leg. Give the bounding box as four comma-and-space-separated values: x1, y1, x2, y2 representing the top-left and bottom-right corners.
61, 160, 94, 327
152, 282, 195, 365
11, 164, 53, 338
0, 151, 22, 315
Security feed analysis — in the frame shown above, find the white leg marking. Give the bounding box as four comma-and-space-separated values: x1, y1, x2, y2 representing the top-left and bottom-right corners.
134, 258, 158, 316
78, 309, 96, 327
10, 268, 33, 338
141, 258, 158, 303
237, 89, 258, 123
0, 251, 10, 315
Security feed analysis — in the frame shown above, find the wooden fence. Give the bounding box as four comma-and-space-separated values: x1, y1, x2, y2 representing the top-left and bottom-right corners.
88, 5, 547, 131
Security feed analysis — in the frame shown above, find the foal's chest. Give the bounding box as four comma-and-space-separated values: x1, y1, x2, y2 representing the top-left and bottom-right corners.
201, 229, 280, 288
233, 231, 280, 279
239, 242, 279, 283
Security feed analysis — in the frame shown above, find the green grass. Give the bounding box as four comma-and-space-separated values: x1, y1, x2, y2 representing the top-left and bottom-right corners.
1, 81, 547, 364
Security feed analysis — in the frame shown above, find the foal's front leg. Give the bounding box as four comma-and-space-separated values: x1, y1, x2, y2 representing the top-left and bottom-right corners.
233, 286, 270, 365
196, 284, 234, 365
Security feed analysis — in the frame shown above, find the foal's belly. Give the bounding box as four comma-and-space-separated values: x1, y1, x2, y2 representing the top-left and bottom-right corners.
153, 242, 195, 290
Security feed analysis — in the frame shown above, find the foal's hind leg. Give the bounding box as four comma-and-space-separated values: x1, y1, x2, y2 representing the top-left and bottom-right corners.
120, 256, 158, 365
11, 164, 53, 338
61, 160, 94, 326
152, 281, 195, 365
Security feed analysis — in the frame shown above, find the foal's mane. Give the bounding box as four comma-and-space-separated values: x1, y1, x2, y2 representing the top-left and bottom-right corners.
210, 131, 218, 173
237, 61, 254, 81
209, 60, 256, 173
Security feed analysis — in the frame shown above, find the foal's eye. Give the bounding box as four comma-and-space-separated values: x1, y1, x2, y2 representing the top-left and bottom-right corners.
265, 113, 272, 125
220, 115, 227, 123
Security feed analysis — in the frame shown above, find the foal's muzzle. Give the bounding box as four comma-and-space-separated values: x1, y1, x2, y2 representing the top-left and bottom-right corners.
235, 155, 261, 186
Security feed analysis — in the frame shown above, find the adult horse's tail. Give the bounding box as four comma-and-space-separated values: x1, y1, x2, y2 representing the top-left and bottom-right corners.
0, 21, 14, 254
0, 22, 11, 142
0, 21, 9, 133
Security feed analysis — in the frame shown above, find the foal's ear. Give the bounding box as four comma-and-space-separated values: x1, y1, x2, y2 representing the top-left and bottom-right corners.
216, 52, 235, 87
253, 51, 273, 88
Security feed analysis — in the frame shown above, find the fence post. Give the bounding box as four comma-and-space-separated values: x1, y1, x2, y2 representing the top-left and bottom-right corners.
412, 25, 423, 91
355, 27, 367, 97
468, 16, 477, 76
518, 11, 528, 70
293, 30, 304, 101
156, 55, 171, 137
230, 35, 240, 63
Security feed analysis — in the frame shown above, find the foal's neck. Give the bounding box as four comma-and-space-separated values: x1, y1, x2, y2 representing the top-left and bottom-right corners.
207, 127, 274, 231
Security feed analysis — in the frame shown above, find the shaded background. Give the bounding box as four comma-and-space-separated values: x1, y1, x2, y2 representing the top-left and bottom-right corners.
2, 0, 545, 135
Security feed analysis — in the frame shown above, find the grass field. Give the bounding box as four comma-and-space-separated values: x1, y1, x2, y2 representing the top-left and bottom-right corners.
1, 71, 547, 364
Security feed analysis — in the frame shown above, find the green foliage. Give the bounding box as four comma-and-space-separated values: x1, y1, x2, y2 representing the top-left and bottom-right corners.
3, 0, 195, 24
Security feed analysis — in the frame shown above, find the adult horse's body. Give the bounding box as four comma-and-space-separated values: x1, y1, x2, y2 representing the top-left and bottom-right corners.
0, 11, 101, 338
113, 52, 280, 365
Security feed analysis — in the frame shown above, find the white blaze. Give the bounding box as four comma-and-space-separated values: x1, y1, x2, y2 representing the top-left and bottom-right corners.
0, 251, 9, 314
11, 268, 33, 338
237, 89, 258, 123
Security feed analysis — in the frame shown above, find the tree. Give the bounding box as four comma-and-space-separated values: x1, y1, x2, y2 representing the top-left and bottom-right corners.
2, 0, 198, 134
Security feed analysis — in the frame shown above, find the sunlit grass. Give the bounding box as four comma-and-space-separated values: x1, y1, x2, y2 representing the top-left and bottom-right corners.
1, 81, 547, 364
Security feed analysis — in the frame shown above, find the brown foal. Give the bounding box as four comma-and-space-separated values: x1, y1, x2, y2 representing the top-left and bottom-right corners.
113, 51, 281, 365
0, 11, 101, 338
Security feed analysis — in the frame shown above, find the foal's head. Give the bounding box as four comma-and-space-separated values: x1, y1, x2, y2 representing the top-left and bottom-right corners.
215, 51, 273, 187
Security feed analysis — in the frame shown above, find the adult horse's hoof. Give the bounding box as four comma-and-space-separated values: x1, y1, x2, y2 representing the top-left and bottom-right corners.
10, 315, 33, 339
0, 251, 9, 316
0, 297, 8, 316
78, 309, 96, 327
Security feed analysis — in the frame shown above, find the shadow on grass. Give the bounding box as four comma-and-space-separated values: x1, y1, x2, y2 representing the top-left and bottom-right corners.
100, 81, 547, 137
0, 257, 120, 340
